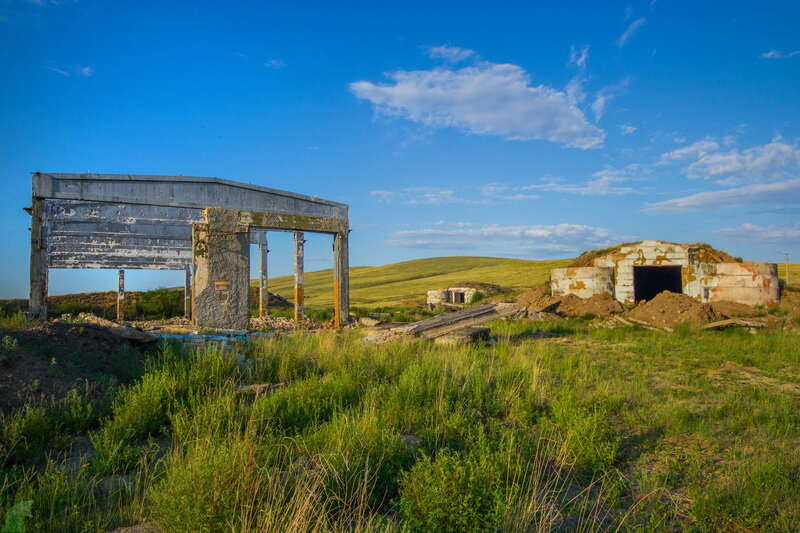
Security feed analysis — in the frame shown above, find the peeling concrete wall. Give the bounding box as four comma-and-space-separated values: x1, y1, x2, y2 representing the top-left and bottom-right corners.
550, 240, 780, 306
427, 287, 483, 308
192, 207, 250, 330
551, 267, 614, 298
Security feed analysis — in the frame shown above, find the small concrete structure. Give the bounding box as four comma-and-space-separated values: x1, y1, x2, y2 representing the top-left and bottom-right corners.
426, 282, 503, 310
28, 173, 350, 329
551, 240, 779, 306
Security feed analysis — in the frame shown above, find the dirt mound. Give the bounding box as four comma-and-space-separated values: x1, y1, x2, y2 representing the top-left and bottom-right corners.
710, 301, 759, 318
517, 287, 623, 318
516, 284, 551, 311
450, 281, 507, 294
555, 293, 625, 317
626, 291, 719, 328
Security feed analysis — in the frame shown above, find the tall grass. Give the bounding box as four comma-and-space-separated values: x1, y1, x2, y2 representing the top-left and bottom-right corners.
1, 323, 798, 531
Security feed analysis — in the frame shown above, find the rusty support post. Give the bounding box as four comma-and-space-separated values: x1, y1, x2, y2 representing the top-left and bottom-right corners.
333, 231, 350, 327
294, 231, 304, 322
184, 265, 192, 319
117, 270, 125, 322
29, 197, 48, 319
259, 232, 269, 318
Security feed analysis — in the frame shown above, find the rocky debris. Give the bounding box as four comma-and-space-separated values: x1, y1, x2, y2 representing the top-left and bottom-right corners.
434, 326, 491, 346
109, 523, 161, 533
234, 382, 285, 396
72, 313, 158, 344
400, 434, 423, 447
625, 291, 720, 329
363, 303, 522, 344
250, 315, 318, 331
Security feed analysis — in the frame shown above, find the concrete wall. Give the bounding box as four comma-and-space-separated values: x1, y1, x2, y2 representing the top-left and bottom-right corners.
551, 267, 614, 299
550, 240, 780, 306
427, 287, 483, 308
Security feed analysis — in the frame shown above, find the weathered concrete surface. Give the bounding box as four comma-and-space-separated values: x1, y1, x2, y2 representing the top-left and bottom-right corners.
551, 267, 614, 299
192, 208, 250, 330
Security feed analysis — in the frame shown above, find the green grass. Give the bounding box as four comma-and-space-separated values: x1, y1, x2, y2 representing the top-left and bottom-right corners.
257, 256, 570, 308
1, 321, 798, 531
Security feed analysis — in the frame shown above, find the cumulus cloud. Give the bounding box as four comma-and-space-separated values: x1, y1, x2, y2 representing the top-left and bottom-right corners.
350, 47, 605, 149
644, 178, 800, 213
617, 18, 645, 47
715, 223, 800, 244
426, 44, 475, 63
660, 137, 800, 185
387, 223, 620, 254
760, 49, 800, 59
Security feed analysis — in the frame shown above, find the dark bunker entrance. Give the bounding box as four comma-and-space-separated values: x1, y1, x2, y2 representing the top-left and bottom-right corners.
633, 266, 682, 302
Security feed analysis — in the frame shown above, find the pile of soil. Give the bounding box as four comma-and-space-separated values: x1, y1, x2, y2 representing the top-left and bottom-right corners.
449, 281, 508, 294
709, 301, 759, 318
626, 291, 720, 329
517, 287, 623, 318
554, 293, 625, 317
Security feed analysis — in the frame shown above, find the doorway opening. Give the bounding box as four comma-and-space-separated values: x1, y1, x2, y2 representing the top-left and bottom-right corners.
633, 266, 682, 302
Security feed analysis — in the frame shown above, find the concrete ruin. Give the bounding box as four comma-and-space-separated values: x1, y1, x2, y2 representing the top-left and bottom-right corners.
28, 173, 350, 329
551, 240, 780, 306
426, 282, 503, 310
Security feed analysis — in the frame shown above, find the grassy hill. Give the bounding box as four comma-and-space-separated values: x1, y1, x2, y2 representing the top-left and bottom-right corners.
256, 256, 572, 308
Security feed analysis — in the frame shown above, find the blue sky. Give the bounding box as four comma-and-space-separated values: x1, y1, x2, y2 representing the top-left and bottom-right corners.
1, 0, 799, 297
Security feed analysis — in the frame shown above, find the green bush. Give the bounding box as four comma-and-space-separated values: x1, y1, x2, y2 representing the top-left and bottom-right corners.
132, 288, 183, 319
399, 451, 508, 532
1, 406, 66, 465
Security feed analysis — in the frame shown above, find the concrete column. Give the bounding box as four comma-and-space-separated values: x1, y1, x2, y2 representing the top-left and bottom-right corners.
29, 197, 48, 319
333, 231, 350, 327
294, 231, 305, 321
259, 232, 269, 318
192, 207, 250, 330
184, 266, 192, 319
117, 270, 125, 322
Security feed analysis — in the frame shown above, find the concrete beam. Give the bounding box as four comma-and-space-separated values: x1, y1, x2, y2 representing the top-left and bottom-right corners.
333, 231, 350, 327
294, 231, 304, 322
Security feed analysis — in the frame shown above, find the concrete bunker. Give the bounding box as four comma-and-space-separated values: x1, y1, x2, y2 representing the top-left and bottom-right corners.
551, 240, 780, 306
426, 282, 504, 310
28, 173, 350, 329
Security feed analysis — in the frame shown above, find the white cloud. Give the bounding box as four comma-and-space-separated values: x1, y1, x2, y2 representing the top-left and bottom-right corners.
617, 17, 645, 47
660, 137, 800, 185
370, 187, 482, 205
426, 44, 475, 63
760, 49, 800, 59
715, 223, 800, 244
526, 167, 640, 196
591, 77, 631, 121
350, 49, 605, 149
619, 124, 636, 135
644, 178, 800, 213
568, 45, 589, 69
388, 223, 620, 254
264, 59, 285, 69
45, 64, 93, 77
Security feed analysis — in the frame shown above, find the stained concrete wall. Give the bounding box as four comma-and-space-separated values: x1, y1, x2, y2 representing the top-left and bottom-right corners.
551, 267, 614, 299
427, 287, 483, 308
192, 207, 250, 330
551, 240, 780, 306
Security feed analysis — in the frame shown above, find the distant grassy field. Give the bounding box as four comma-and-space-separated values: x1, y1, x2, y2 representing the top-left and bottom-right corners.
258, 256, 571, 308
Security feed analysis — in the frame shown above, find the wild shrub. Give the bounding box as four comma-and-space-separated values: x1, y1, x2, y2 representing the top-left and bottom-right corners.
1, 406, 66, 465
399, 451, 509, 532
0, 311, 26, 331
49, 387, 99, 434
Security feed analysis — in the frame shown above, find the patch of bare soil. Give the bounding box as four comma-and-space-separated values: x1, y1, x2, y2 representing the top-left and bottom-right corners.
0, 321, 153, 413
516, 284, 551, 312
626, 291, 719, 329
709, 301, 759, 318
